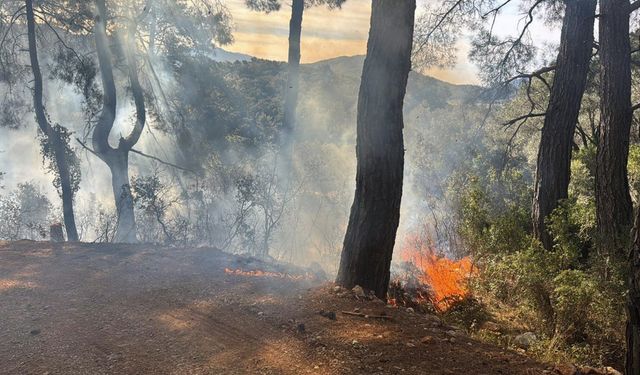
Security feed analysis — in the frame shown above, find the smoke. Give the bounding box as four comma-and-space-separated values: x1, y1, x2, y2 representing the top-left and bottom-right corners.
0, 2, 512, 279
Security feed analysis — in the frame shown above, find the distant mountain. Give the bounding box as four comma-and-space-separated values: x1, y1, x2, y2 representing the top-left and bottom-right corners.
209, 47, 254, 63
294, 55, 483, 144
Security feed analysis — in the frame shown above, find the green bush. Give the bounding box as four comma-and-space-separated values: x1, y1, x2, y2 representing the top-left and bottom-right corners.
456, 161, 625, 367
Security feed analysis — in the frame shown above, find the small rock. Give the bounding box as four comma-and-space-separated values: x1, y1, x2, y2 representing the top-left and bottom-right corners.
332, 286, 343, 293
576, 366, 622, 375
29, 329, 40, 335
481, 321, 501, 332
352, 285, 366, 298
513, 332, 537, 350
446, 330, 464, 338
371, 296, 385, 304
319, 310, 337, 320
351, 339, 359, 345
603, 367, 623, 375
420, 336, 433, 344
553, 364, 577, 375
297, 323, 306, 333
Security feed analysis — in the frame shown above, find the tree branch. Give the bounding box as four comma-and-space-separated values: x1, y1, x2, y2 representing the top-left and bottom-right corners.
130, 148, 195, 174
502, 112, 546, 127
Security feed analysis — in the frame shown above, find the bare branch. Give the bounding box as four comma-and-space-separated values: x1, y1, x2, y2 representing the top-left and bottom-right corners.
129, 148, 195, 174
502, 112, 546, 127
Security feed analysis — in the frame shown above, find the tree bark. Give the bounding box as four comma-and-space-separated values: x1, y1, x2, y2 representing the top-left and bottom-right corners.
336, 0, 415, 299
284, 0, 303, 133
26, 0, 79, 242
92, 0, 146, 243
532, 0, 596, 250
628, 213, 640, 374
107, 152, 137, 243
280, 0, 304, 162
596, 0, 633, 257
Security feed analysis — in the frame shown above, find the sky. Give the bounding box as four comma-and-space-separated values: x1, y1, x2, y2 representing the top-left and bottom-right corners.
223, 0, 561, 84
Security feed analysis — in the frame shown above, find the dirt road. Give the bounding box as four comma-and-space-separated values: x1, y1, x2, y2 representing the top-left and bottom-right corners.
0, 241, 547, 374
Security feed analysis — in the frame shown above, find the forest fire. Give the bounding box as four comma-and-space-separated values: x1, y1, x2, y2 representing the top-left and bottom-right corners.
393, 233, 475, 311
224, 268, 315, 281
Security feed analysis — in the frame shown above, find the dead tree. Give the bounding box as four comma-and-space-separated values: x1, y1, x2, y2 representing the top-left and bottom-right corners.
336, 0, 416, 299
26, 0, 79, 242
91, 0, 146, 243
532, 0, 596, 250
596, 0, 634, 257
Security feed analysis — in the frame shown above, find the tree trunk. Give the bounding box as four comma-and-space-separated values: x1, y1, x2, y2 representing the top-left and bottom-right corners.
53, 139, 79, 242
92, 0, 146, 243
336, 0, 415, 299
26, 0, 79, 241
277, 0, 304, 168
532, 0, 596, 250
628, 213, 640, 374
107, 151, 137, 243
283, 0, 303, 138
596, 0, 633, 258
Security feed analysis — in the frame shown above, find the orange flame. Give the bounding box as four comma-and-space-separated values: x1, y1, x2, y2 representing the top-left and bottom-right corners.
224, 268, 314, 281
398, 233, 474, 310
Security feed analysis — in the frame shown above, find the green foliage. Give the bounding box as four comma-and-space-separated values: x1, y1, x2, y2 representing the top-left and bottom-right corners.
131, 171, 179, 244
459, 148, 626, 367
0, 182, 52, 240
37, 124, 81, 198
628, 144, 640, 203
165, 57, 286, 168
442, 296, 491, 331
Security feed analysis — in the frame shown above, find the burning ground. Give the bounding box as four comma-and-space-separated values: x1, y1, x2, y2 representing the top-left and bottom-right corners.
1, 241, 555, 374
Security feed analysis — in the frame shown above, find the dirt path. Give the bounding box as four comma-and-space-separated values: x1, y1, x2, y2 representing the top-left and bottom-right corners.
0, 241, 548, 374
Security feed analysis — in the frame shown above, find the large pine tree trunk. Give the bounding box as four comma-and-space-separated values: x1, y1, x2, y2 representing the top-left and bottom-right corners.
279, 0, 304, 165
532, 0, 596, 250
628, 214, 640, 375
283, 0, 303, 135
596, 0, 633, 257
26, 0, 79, 242
107, 151, 137, 243
336, 0, 415, 299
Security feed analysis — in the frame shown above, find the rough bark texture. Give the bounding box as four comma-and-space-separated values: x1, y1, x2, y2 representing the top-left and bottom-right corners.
278, 0, 304, 165
283, 0, 303, 136
628, 214, 640, 375
107, 152, 137, 243
92, 0, 146, 243
596, 0, 633, 257
26, 0, 79, 242
532, 0, 596, 250
336, 0, 415, 299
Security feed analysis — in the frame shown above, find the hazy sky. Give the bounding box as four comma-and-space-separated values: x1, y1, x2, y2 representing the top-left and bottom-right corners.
223, 0, 561, 84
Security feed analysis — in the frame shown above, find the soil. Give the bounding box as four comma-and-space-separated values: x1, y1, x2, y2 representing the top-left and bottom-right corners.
0, 241, 550, 374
